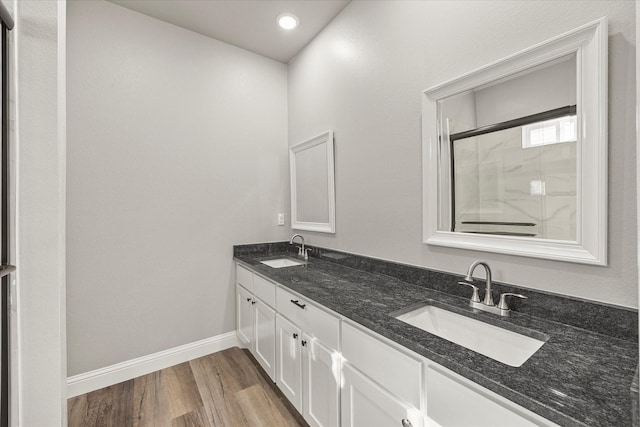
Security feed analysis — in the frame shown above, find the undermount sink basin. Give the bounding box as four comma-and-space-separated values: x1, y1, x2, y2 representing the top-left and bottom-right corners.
394, 304, 547, 367
260, 258, 305, 268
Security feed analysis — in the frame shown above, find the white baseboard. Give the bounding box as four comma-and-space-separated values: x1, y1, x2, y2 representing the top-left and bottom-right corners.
67, 331, 239, 398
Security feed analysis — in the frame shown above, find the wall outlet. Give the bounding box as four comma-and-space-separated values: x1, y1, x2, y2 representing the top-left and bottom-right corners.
277, 213, 285, 226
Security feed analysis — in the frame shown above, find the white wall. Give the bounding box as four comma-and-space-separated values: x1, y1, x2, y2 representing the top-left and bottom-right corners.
15, 0, 67, 424
288, 0, 637, 308
66, 1, 287, 376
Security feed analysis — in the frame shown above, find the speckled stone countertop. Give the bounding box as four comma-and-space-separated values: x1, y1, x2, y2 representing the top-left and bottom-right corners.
234, 242, 639, 427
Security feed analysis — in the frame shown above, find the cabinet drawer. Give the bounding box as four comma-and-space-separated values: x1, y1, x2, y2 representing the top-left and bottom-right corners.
253, 274, 276, 307
342, 322, 422, 409
236, 264, 253, 292
276, 287, 340, 351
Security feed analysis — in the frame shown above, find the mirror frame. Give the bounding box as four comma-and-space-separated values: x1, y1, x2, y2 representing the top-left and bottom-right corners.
290, 130, 336, 233
422, 18, 608, 265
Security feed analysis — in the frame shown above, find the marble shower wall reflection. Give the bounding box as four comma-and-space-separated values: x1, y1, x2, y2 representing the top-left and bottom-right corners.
453, 127, 576, 240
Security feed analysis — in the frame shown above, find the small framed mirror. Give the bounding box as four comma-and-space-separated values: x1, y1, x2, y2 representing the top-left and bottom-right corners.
290, 131, 336, 233
422, 18, 607, 265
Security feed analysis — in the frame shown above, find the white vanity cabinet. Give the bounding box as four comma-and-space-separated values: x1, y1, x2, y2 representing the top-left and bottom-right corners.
341, 321, 424, 427
275, 286, 341, 427
235, 265, 277, 381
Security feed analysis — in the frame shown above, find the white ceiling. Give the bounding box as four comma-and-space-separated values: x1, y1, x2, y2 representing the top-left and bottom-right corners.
108, 0, 351, 63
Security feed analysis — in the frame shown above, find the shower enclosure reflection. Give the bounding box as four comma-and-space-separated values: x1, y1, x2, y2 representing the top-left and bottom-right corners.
451, 108, 577, 240
442, 55, 576, 240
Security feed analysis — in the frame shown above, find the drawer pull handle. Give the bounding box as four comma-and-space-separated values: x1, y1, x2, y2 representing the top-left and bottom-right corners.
290, 299, 306, 309
293, 333, 298, 339
401, 419, 413, 427
301, 340, 307, 346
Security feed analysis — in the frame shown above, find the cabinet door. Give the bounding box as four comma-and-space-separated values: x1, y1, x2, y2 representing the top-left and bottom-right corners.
236, 284, 254, 348
341, 362, 423, 427
254, 299, 276, 381
276, 314, 302, 411
302, 334, 340, 427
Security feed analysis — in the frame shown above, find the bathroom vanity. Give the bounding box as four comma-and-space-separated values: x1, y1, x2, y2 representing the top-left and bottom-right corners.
234, 242, 638, 427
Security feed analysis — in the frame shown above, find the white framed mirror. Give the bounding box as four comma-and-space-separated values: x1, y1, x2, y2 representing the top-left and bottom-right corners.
422, 18, 607, 265
290, 131, 336, 233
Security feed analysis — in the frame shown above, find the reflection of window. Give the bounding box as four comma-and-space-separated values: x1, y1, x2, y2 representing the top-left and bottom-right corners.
522, 115, 576, 148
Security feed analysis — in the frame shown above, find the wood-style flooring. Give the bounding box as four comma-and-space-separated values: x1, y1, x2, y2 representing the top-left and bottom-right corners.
68, 347, 308, 427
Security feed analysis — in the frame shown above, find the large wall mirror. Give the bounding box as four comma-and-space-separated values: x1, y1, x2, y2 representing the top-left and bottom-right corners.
290, 131, 336, 233
422, 18, 607, 265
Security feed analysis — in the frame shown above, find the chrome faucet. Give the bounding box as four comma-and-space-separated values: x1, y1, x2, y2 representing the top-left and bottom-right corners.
459, 260, 527, 317
289, 234, 306, 259
465, 260, 494, 306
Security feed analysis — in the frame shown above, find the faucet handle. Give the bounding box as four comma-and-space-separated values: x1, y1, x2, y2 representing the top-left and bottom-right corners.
497, 293, 528, 310
458, 281, 481, 303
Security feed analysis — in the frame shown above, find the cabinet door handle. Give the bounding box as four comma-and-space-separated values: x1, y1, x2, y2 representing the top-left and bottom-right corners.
246, 297, 252, 302
301, 340, 307, 346
401, 419, 413, 427
292, 333, 298, 339
290, 299, 306, 309
251, 300, 256, 305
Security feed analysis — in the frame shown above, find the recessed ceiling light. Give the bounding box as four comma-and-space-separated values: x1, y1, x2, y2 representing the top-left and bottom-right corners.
278, 14, 299, 30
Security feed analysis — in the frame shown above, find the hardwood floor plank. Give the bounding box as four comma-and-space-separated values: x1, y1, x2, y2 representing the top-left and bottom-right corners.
68, 380, 134, 427
162, 362, 203, 418
217, 347, 262, 390
189, 351, 250, 426
171, 406, 212, 427
240, 349, 308, 427
236, 384, 291, 427
67, 394, 90, 426
133, 370, 169, 427
132, 361, 203, 427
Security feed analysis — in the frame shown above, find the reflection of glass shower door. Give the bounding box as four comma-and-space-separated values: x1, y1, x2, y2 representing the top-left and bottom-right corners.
450, 107, 577, 241
453, 129, 541, 237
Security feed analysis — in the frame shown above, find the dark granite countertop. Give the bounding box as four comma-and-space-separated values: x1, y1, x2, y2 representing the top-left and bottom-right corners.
234, 243, 639, 427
